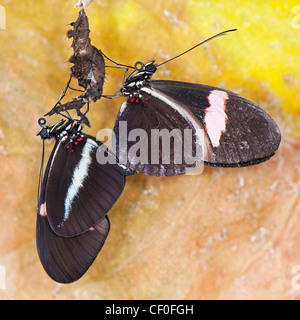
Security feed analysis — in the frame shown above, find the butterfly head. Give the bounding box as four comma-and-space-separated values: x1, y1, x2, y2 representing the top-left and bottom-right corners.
37, 118, 83, 141
124, 60, 157, 87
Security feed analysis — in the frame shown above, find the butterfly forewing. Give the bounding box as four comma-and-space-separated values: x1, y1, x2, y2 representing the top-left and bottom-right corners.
149, 80, 281, 166
44, 134, 125, 237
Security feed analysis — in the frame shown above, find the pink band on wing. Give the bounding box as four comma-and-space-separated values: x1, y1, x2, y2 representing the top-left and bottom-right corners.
40, 202, 47, 217
205, 90, 229, 147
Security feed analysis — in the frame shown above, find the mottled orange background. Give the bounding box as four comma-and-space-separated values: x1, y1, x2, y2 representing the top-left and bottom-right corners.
0, 0, 299, 300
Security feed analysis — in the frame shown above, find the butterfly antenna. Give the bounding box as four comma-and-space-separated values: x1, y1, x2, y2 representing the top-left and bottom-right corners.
156, 28, 237, 67
102, 52, 135, 70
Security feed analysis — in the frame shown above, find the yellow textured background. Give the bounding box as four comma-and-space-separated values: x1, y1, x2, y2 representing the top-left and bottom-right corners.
0, 0, 299, 300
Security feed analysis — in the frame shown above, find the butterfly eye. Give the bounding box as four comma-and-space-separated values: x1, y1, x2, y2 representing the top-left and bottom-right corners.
145, 64, 157, 73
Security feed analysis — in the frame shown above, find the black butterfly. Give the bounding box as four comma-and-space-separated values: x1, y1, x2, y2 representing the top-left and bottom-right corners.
36, 118, 126, 283
105, 30, 281, 176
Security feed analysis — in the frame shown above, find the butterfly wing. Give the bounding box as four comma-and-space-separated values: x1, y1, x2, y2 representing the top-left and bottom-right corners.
114, 94, 203, 176
37, 150, 111, 283
43, 134, 125, 237
37, 201, 110, 284
149, 80, 281, 166
114, 80, 280, 176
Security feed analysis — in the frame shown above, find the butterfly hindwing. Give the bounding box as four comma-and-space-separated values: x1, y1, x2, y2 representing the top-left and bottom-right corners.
37, 204, 110, 284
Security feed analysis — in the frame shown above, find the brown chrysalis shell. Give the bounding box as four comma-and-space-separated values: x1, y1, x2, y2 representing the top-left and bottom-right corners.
46, 9, 105, 126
